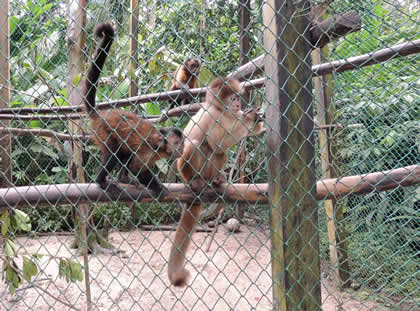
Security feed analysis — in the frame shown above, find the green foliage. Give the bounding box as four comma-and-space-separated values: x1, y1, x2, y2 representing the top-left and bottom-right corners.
58, 259, 83, 283
327, 0, 419, 298
0, 209, 83, 294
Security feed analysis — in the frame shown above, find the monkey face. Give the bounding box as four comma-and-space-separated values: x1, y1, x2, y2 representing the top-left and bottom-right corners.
159, 127, 184, 158
226, 93, 241, 113
185, 58, 201, 74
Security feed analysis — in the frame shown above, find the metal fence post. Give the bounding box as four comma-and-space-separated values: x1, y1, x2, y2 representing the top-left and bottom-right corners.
263, 0, 321, 309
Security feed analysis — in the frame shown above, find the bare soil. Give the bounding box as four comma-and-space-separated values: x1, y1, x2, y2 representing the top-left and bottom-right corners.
1, 226, 390, 311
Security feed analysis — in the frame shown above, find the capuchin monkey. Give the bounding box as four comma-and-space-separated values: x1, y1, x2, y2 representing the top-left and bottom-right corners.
168, 58, 201, 109
168, 77, 265, 286
83, 23, 183, 197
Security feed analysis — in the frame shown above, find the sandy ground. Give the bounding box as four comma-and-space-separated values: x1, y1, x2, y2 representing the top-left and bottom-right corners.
0, 226, 395, 311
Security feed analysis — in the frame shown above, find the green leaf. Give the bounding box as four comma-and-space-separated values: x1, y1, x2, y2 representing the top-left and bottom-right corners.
28, 120, 42, 129
73, 73, 82, 87
1, 211, 10, 237
4, 262, 22, 294
9, 16, 19, 34
51, 96, 67, 107
13, 209, 31, 232
23, 257, 38, 281
8, 284, 16, 295
22, 61, 33, 69
148, 59, 159, 76
145, 102, 161, 115
68, 260, 83, 282
4, 240, 18, 257
58, 259, 67, 280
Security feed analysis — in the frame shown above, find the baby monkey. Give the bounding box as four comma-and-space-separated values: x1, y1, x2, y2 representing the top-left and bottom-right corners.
168, 58, 201, 109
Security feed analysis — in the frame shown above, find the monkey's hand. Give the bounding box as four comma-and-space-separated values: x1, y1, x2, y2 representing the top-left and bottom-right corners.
243, 107, 258, 121
244, 107, 266, 136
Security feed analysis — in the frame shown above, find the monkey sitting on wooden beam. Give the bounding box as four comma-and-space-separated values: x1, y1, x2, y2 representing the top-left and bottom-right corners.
168, 58, 201, 110
168, 77, 265, 287
82, 23, 184, 198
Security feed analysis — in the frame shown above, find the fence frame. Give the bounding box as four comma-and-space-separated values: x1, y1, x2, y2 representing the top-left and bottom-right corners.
0, 1, 419, 310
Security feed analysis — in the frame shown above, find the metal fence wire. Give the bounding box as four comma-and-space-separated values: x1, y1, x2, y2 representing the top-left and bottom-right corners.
0, 0, 418, 310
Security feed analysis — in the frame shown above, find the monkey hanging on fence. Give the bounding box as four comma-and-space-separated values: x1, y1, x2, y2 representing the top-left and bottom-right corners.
82, 23, 184, 197
167, 77, 265, 287
168, 58, 201, 109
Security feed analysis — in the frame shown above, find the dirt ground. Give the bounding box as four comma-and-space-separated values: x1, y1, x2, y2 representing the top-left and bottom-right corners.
1, 226, 392, 311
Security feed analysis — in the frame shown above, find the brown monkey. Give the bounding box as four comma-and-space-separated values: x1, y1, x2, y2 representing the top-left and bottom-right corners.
168, 77, 265, 286
168, 58, 201, 109
83, 23, 184, 197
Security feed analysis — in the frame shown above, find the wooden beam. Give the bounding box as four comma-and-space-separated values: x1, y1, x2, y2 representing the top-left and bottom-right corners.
1, 38, 418, 118
311, 11, 362, 48
0, 127, 91, 141
0, 165, 418, 209
228, 39, 420, 82
313, 39, 420, 76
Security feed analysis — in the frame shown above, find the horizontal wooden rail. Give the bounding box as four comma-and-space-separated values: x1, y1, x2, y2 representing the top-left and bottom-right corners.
0, 165, 417, 209
1, 39, 418, 118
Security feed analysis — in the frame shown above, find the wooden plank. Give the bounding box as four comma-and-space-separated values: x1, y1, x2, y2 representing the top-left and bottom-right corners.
263, 0, 321, 309
0, 0, 12, 187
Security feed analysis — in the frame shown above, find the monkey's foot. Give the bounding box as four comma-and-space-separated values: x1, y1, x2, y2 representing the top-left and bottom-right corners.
191, 179, 206, 194
168, 266, 190, 287
99, 181, 123, 199
213, 173, 226, 186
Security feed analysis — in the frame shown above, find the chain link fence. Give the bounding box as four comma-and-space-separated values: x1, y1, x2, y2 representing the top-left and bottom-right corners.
0, 0, 418, 310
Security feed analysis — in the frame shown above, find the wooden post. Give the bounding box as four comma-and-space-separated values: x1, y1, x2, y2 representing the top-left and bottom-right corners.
313, 49, 351, 289
263, 1, 321, 309
0, 0, 12, 188
129, 0, 139, 225
129, 0, 139, 98
311, 10, 351, 289
236, 0, 251, 219
67, 1, 91, 309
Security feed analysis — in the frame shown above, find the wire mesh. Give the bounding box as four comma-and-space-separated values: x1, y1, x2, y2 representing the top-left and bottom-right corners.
0, 0, 418, 310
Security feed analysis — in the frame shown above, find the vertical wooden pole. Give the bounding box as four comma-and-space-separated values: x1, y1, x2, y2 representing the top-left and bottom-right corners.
129, 0, 139, 225
200, 0, 206, 57
239, 0, 250, 67
67, 1, 91, 309
236, 0, 251, 219
129, 0, 139, 98
0, 0, 12, 188
313, 48, 351, 288
263, 1, 321, 309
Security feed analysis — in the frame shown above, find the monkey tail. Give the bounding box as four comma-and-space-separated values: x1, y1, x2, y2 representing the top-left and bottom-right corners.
84, 23, 115, 115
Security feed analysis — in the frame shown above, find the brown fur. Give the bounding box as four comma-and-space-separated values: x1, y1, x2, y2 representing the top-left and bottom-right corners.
84, 23, 184, 196
168, 77, 265, 286
168, 58, 201, 109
